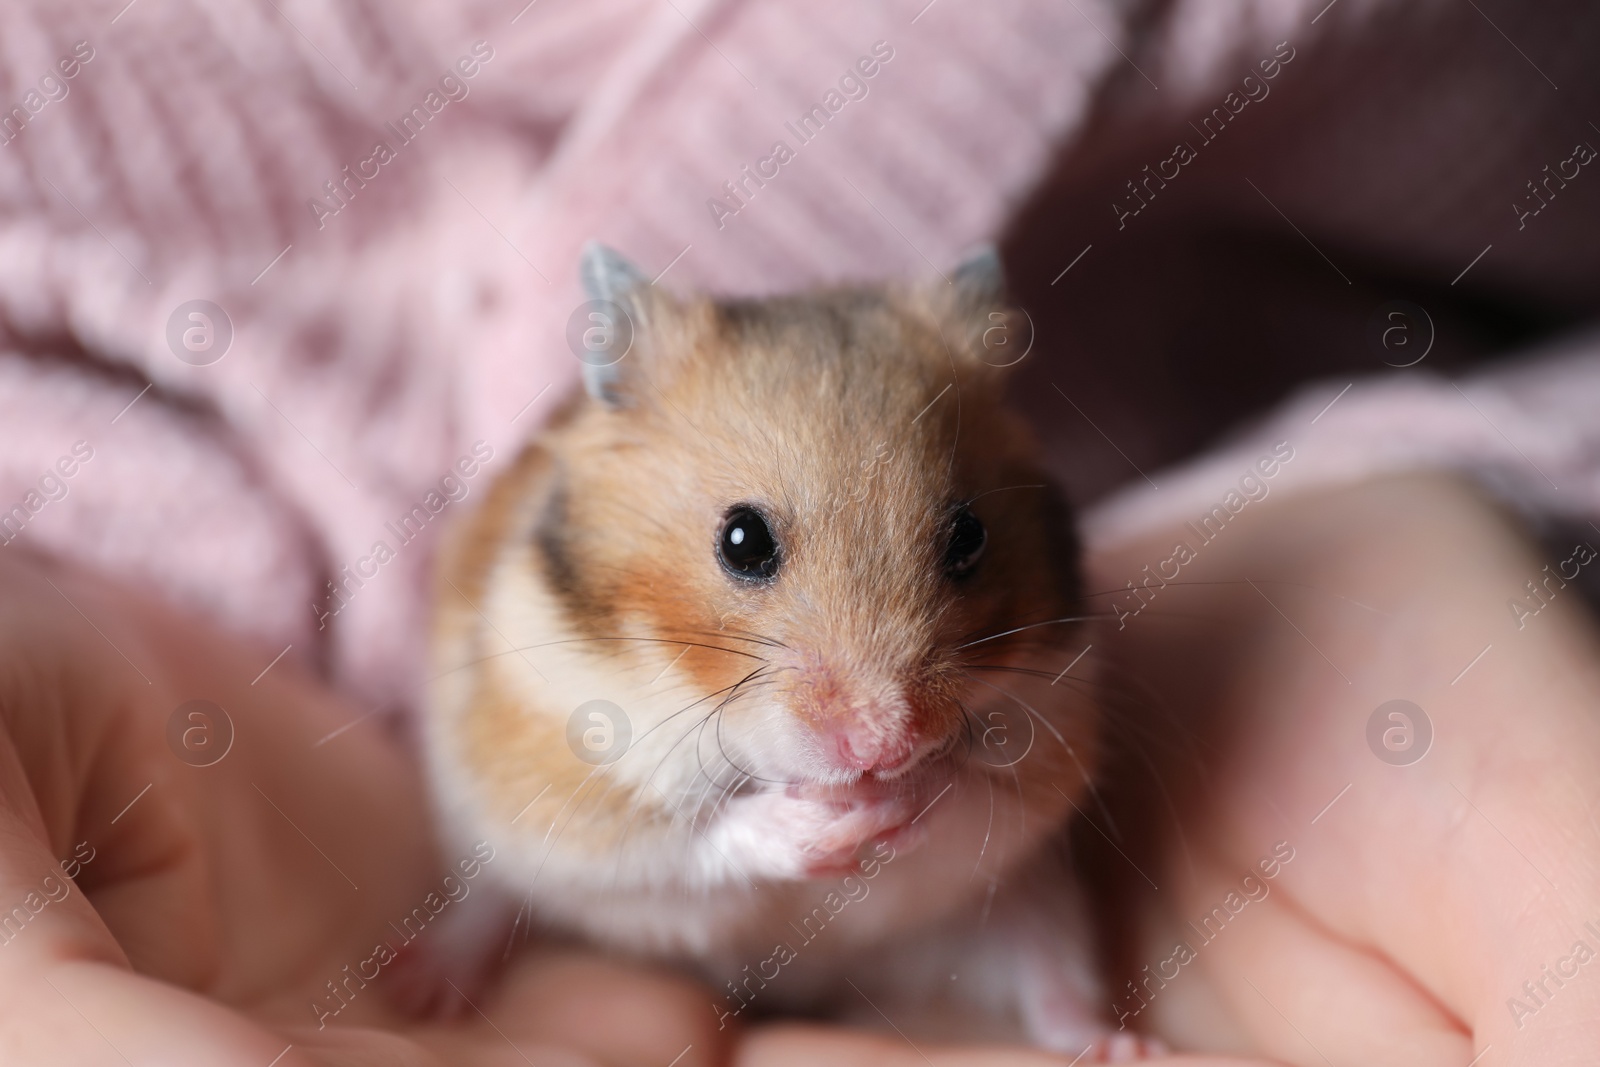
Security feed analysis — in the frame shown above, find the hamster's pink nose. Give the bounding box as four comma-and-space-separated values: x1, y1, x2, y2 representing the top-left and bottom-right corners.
833, 728, 916, 773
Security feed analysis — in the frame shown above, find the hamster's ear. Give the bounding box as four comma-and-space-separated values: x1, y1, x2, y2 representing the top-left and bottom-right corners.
949, 245, 1005, 314
934, 245, 1029, 371
577, 242, 662, 407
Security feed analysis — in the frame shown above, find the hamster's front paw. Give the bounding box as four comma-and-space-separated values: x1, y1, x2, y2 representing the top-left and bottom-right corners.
979, 863, 1168, 1061
1031, 1020, 1169, 1063
710, 789, 915, 880
1096, 1033, 1170, 1062
1014, 967, 1160, 1060
380, 887, 517, 1019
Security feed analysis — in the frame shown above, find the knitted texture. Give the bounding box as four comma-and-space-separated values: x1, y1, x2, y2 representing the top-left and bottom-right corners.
0, 0, 1596, 710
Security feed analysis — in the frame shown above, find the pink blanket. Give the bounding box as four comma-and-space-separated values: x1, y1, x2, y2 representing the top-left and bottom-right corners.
1, 0, 1596, 712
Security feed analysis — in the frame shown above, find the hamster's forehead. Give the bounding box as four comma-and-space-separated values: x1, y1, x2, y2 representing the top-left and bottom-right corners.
713, 289, 946, 396
663, 289, 1008, 478
572, 294, 1004, 538
531, 282, 1072, 694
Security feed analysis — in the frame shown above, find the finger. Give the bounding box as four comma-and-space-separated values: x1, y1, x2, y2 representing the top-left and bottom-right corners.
6, 958, 410, 1067
410, 950, 730, 1067
0, 552, 447, 1008
0, 553, 223, 987
1094, 476, 1600, 1064
737, 1024, 1274, 1067
1145, 858, 1472, 1066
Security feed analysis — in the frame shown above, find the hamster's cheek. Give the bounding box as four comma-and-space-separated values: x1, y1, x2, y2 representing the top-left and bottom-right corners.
705, 791, 918, 881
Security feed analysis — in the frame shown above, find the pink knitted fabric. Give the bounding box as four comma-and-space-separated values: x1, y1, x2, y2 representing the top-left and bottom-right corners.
0, 0, 1596, 712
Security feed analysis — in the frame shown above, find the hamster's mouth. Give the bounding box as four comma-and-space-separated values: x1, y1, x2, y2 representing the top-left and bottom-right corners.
783, 744, 961, 805
780, 788, 931, 878
759, 746, 966, 879
782, 722, 968, 796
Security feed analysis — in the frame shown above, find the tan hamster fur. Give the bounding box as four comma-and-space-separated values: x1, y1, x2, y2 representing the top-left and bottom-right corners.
424, 246, 1150, 1058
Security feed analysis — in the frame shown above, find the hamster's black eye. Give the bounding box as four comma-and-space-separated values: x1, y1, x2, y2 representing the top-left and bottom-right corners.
718, 506, 780, 581
945, 506, 986, 578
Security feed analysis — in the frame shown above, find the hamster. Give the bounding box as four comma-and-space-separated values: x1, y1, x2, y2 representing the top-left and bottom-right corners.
422, 244, 1157, 1060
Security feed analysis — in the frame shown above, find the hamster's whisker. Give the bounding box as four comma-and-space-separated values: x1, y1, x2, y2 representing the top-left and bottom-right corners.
963, 483, 1049, 505
704, 771, 752, 838
686, 685, 763, 826
966, 674, 1089, 782
962, 663, 1060, 681
961, 702, 999, 876
954, 614, 1118, 651
589, 669, 771, 875
950, 700, 1035, 881
666, 672, 788, 863
685, 626, 792, 652
1080, 667, 1203, 880
1085, 657, 1212, 756
430, 637, 767, 692
968, 673, 1124, 840
707, 678, 798, 792
687, 761, 755, 858
522, 635, 770, 662
958, 663, 1120, 701
645, 667, 777, 841
971, 648, 1198, 755
978, 760, 996, 879
605, 715, 729, 894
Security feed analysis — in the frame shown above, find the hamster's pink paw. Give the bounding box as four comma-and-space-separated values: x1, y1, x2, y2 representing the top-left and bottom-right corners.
1011, 927, 1167, 1061
380, 891, 517, 1019
382, 930, 506, 1020
1026, 1010, 1168, 1063
1081, 1032, 1170, 1062
712, 790, 914, 880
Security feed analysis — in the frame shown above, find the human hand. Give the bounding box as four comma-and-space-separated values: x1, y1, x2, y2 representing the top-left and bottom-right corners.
10, 473, 1582, 1067
1081, 473, 1600, 1065
0, 549, 1250, 1067
0, 549, 722, 1066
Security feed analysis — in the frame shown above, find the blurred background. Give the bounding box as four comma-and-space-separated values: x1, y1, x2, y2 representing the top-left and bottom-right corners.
0, 0, 1597, 716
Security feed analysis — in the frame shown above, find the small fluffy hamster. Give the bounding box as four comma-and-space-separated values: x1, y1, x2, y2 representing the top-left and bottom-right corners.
424, 245, 1152, 1058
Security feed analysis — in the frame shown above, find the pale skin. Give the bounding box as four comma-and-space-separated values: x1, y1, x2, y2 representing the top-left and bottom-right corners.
0, 472, 1592, 1065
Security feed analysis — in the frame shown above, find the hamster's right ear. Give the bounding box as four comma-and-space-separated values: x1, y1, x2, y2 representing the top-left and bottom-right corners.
577, 242, 670, 408
950, 245, 1006, 314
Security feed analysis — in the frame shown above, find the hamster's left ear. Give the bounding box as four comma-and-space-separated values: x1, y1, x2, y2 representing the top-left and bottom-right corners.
578, 242, 677, 407
950, 245, 1006, 313
937, 245, 1028, 371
